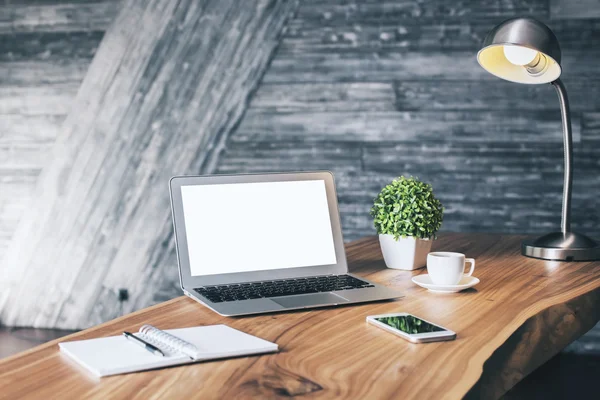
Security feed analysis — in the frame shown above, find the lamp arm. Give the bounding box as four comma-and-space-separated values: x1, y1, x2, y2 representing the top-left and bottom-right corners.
551, 78, 573, 234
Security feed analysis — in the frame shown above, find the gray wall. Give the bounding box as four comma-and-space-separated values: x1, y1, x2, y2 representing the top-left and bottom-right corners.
1, 0, 600, 351
5, 1, 600, 254
217, 0, 600, 242
0, 0, 119, 255
0, 0, 299, 329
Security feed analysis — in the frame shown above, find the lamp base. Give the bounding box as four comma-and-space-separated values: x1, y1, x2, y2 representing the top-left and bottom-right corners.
522, 231, 600, 261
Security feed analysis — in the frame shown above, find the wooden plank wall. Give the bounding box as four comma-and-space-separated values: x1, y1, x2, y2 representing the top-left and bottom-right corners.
217, 0, 600, 243
0, 0, 299, 329
0, 0, 120, 255
2, 0, 600, 332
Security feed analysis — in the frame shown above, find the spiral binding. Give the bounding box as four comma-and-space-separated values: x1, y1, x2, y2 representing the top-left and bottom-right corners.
139, 324, 199, 358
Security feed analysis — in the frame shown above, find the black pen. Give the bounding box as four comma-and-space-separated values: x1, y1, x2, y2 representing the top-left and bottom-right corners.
123, 331, 165, 357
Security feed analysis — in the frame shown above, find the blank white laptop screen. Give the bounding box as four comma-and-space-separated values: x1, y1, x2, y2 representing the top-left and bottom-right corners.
180, 180, 337, 276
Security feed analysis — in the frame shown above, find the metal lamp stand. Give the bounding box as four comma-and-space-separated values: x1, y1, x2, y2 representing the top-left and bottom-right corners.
521, 79, 600, 261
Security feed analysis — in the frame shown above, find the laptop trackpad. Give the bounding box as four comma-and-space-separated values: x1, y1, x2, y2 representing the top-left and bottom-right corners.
272, 292, 349, 308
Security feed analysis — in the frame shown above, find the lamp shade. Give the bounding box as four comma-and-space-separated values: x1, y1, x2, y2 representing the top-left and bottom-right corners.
477, 17, 562, 84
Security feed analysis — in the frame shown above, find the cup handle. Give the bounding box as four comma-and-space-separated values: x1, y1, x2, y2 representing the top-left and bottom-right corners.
465, 258, 475, 276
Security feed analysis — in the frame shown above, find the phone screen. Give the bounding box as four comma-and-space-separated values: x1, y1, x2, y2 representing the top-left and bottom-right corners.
375, 315, 445, 334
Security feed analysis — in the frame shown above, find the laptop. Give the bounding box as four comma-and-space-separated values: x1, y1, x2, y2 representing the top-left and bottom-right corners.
169, 171, 402, 316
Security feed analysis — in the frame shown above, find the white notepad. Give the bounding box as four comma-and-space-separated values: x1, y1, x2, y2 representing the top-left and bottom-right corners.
59, 324, 278, 377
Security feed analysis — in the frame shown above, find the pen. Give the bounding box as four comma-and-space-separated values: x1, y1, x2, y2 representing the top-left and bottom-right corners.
123, 331, 165, 357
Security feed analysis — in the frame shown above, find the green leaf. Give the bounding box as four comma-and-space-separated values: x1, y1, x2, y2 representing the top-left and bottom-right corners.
370, 176, 444, 239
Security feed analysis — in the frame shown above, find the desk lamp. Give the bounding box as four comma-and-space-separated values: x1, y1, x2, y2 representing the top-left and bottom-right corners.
477, 17, 600, 261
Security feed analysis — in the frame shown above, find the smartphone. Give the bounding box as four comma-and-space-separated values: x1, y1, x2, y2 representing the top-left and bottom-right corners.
366, 313, 456, 343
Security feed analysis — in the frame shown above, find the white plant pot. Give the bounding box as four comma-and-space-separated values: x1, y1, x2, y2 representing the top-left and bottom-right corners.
379, 234, 432, 270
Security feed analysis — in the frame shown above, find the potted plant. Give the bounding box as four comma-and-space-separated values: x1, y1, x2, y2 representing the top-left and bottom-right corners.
370, 176, 443, 270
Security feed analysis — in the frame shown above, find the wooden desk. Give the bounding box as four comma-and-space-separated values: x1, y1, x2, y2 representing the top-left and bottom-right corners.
2, 233, 600, 399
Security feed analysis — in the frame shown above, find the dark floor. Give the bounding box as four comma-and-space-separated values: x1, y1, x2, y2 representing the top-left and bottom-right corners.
0, 326, 76, 359
0, 327, 598, 398
504, 353, 600, 399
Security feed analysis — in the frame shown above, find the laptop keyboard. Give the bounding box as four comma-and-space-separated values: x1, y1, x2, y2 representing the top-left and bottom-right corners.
194, 274, 375, 303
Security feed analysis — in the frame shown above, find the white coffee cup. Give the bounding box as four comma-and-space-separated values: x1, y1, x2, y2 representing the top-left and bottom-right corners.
427, 252, 475, 286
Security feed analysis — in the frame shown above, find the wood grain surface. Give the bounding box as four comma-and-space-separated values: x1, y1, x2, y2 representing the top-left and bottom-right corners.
0, 0, 120, 34
550, 0, 600, 20
1, 233, 599, 400
0, 0, 118, 254
222, 0, 600, 245
0, 0, 299, 329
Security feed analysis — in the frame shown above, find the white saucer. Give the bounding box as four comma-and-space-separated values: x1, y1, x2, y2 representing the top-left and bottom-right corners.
411, 274, 480, 293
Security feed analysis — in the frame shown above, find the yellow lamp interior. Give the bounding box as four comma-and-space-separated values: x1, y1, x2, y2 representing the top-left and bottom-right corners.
477, 44, 561, 84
